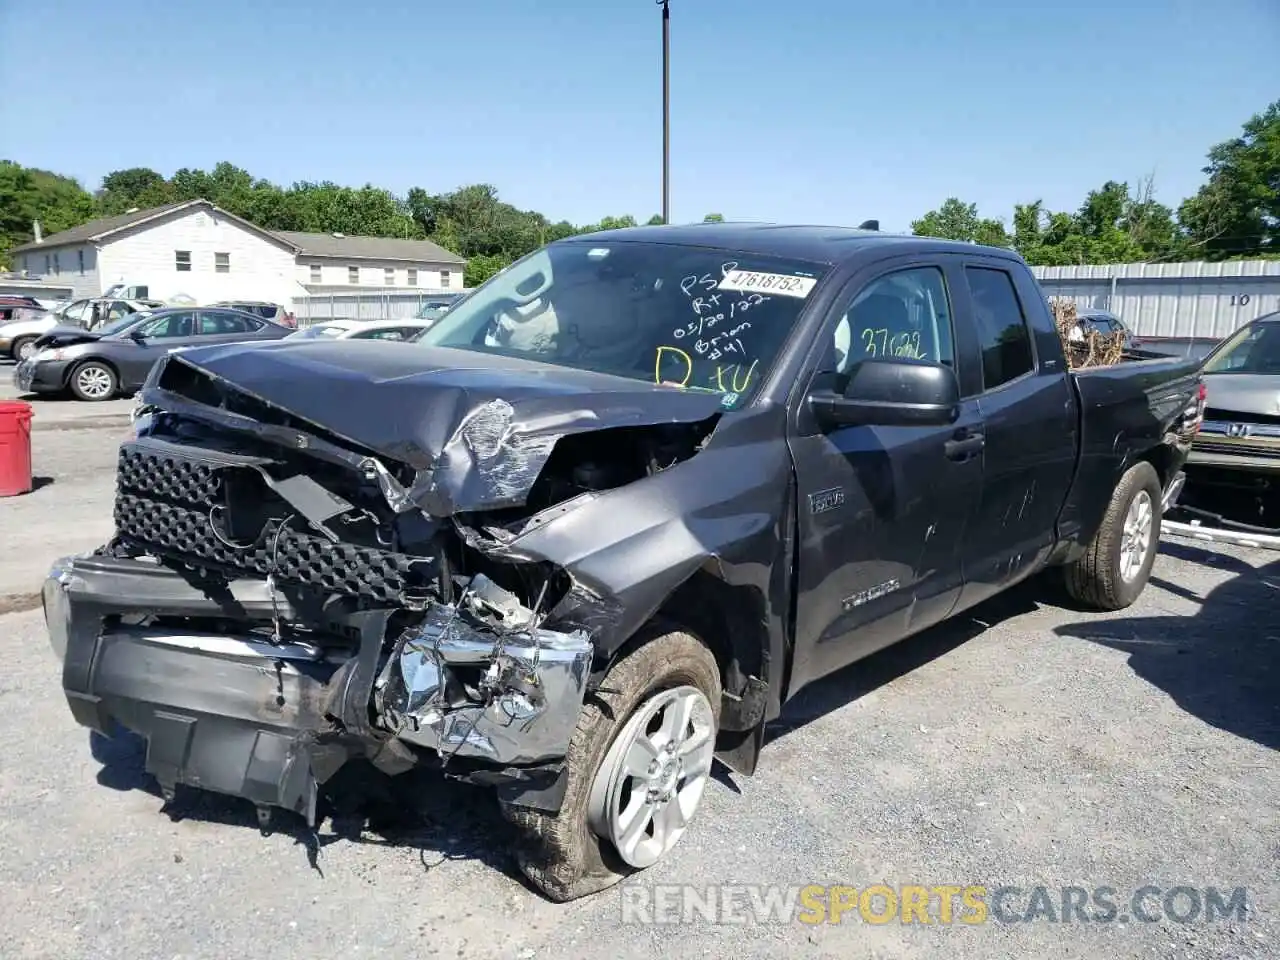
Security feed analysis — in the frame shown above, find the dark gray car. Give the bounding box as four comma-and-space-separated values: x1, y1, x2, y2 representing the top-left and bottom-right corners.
13, 306, 293, 401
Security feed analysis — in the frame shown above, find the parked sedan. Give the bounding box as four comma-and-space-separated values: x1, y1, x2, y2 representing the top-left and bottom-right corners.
13, 306, 293, 401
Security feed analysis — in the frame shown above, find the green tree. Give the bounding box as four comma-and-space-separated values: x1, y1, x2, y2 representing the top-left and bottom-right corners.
646, 214, 665, 225
97, 167, 173, 213
0, 161, 96, 267
1178, 99, 1280, 259
911, 198, 1010, 247
703, 212, 724, 222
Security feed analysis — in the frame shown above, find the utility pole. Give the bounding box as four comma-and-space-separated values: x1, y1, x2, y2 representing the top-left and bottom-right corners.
657, 0, 670, 224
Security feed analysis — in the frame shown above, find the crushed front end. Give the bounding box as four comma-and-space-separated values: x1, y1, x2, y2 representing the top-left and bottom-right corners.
39, 350, 670, 822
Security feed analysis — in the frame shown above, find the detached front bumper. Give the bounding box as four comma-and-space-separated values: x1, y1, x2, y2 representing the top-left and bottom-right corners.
44, 555, 346, 822
14, 358, 70, 394
43, 555, 593, 819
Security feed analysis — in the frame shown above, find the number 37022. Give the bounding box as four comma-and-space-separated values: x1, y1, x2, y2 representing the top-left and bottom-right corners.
861, 327, 925, 359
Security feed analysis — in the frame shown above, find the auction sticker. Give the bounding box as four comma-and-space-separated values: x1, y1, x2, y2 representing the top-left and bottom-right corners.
718, 270, 817, 298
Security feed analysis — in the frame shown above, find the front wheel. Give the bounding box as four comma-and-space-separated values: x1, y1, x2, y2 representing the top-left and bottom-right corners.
10, 335, 37, 362
501, 627, 722, 902
68, 361, 118, 402
1063, 460, 1163, 610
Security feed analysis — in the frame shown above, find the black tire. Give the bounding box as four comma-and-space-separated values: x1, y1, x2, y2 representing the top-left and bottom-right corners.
501, 626, 722, 902
10, 335, 37, 362
1063, 460, 1163, 611
68, 360, 118, 402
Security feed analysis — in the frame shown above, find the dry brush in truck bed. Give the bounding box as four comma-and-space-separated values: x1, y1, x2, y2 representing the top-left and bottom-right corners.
1051, 298, 1127, 370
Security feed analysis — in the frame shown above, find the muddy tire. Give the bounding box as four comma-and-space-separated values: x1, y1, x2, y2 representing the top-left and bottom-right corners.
501, 626, 722, 902
10, 335, 37, 362
68, 360, 118, 402
1064, 461, 1162, 611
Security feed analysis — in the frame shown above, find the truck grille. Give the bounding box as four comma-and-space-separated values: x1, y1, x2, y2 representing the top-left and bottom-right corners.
113, 442, 430, 604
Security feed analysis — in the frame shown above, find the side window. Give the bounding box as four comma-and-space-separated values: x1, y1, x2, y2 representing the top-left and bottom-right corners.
199, 311, 254, 335
142, 311, 196, 338
964, 266, 1034, 391
832, 266, 955, 375
62, 300, 90, 323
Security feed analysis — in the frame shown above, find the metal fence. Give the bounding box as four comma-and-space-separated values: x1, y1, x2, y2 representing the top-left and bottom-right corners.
1031, 259, 1280, 341
290, 289, 464, 327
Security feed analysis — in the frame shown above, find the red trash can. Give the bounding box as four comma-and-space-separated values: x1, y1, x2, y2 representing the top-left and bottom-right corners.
0, 400, 34, 497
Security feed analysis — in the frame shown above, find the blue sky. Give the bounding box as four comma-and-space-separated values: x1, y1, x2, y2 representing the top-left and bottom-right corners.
2, 0, 1277, 232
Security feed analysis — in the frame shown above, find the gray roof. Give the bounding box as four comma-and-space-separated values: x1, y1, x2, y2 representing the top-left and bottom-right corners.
568, 221, 1025, 266
11, 199, 466, 265
11, 201, 196, 253
275, 231, 464, 264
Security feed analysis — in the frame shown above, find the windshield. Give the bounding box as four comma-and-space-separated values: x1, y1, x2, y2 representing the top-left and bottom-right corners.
414, 241, 829, 409
1203, 317, 1280, 374
98, 313, 148, 337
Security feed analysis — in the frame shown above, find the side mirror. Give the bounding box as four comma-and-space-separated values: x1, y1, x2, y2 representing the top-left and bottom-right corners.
809, 357, 960, 428
128, 329, 147, 342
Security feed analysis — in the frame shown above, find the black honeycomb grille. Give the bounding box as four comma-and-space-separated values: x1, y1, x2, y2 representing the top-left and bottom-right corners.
118, 447, 223, 505
114, 445, 430, 604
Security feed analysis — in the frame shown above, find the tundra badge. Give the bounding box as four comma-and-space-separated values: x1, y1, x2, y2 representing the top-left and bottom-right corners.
809, 487, 845, 515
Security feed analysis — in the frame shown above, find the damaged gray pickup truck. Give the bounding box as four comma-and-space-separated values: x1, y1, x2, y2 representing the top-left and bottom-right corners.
42, 223, 1205, 901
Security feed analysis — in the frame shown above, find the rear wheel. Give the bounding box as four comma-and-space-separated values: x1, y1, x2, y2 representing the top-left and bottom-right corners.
1064, 461, 1162, 610
10, 335, 36, 362
68, 361, 118, 402
501, 627, 721, 902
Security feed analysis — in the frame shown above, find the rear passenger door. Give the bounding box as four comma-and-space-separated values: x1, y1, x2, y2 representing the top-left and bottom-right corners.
953, 259, 1077, 610
196, 310, 265, 344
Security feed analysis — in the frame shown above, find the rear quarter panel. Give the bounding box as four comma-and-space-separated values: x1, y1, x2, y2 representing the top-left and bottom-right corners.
1056, 355, 1202, 552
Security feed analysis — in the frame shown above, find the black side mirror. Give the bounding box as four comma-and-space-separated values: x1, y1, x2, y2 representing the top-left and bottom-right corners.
128, 329, 147, 342
809, 357, 960, 428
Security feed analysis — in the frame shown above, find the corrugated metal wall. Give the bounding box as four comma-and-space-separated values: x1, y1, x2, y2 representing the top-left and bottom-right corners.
291, 289, 460, 326
1031, 260, 1280, 340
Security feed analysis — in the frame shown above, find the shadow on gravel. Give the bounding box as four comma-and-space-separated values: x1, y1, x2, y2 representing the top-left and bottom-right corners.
89, 725, 526, 885
765, 576, 1049, 744
1056, 548, 1280, 751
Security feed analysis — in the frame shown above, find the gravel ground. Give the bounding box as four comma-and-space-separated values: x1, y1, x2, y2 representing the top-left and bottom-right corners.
1, 377, 1276, 959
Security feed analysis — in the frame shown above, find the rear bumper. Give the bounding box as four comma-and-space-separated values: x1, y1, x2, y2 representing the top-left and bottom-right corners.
43, 554, 583, 818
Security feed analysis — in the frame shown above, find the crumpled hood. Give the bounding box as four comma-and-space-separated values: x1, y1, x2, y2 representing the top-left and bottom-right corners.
148, 339, 725, 514
32, 324, 103, 349
1204, 373, 1280, 418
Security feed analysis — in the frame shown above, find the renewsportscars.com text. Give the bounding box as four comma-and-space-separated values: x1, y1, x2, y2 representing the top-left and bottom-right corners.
619, 884, 1251, 926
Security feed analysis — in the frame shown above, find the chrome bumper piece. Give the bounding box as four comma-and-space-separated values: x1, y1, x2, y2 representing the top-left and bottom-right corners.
1161, 520, 1280, 552
378, 599, 593, 766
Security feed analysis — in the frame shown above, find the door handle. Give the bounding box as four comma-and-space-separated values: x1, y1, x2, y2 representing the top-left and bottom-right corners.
944, 430, 985, 461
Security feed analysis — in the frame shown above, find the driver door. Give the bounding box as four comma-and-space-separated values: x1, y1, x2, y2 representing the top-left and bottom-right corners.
785, 258, 986, 694
120, 310, 196, 388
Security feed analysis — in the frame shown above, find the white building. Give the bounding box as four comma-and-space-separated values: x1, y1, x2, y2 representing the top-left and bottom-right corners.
278, 231, 463, 293
9, 199, 466, 306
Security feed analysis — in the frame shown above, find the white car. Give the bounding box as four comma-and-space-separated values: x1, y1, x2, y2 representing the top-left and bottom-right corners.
0, 297, 158, 361
284, 318, 438, 342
